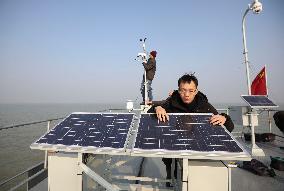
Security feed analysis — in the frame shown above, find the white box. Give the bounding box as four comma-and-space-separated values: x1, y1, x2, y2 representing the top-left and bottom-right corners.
48, 152, 82, 191
229, 106, 258, 126
187, 160, 228, 191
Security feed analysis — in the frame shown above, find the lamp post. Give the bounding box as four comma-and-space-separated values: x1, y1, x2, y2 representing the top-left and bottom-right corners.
242, 0, 263, 95
242, 0, 264, 156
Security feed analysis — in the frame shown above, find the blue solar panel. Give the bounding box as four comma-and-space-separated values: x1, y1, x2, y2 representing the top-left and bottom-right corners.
134, 114, 243, 152
241, 95, 278, 108
35, 113, 134, 149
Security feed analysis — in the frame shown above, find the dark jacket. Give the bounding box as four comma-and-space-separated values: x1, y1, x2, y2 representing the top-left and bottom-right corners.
273, 111, 284, 133
143, 58, 156, 80
158, 90, 234, 132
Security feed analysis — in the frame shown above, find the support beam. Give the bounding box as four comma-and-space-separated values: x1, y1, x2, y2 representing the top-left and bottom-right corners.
80, 163, 119, 191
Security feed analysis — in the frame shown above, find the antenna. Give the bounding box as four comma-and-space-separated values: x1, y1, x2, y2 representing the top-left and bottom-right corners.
136, 38, 148, 105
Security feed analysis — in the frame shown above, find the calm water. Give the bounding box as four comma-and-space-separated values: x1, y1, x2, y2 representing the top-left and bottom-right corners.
0, 103, 125, 183
0, 103, 283, 185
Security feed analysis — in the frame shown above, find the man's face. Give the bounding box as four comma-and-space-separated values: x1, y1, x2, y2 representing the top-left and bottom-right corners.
178, 81, 198, 104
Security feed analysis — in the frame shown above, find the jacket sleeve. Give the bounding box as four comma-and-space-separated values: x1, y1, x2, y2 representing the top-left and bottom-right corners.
147, 98, 171, 113
160, 97, 173, 112
220, 113, 234, 133
143, 59, 155, 71
152, 97, 170, 107
206, 103, 234, 133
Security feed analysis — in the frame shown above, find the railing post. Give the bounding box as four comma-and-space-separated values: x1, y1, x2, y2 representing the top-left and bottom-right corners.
44, 121, 51, 169
268, 110, 272, 133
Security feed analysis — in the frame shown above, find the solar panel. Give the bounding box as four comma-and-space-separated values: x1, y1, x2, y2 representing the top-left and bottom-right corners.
31, 112, 250, 160
131, 113, 250, 160
241, 95, 278, 109
30, 113, 134, 154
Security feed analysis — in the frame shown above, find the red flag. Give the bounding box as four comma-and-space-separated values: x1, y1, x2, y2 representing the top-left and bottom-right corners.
251, 66, 267, 95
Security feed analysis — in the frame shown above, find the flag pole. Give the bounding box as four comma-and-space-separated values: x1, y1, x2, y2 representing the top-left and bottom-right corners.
264, 65, 273, 132
265, 65, 268, 96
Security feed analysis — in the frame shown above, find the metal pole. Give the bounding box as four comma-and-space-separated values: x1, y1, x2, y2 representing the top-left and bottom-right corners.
249, 111, 265, 156
242, 7, 252, 95
182, 159, 188, 191
268, 110, 272, 133
265, 65, 268, 95
250, 113, 256, 148
80, 163, 119, 191
144, 70, 148, 104
44, 121, 51, 169
228, 167, 232, 191
142, 39, 148, 104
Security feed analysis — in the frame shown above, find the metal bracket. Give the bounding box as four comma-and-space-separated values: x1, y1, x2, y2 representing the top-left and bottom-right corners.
79, 163, 119, 191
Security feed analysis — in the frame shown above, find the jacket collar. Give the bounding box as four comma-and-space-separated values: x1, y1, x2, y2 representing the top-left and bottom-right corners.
170, 90, 208, 112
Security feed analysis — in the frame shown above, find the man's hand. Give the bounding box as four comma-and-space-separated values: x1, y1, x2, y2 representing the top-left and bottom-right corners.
155, 106, 169, 122
210, 114, 226, 126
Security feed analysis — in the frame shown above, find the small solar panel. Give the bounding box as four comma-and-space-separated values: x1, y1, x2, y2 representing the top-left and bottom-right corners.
131, 113, 249, 160
241, 95, 278, 109
31, 113, 134, 154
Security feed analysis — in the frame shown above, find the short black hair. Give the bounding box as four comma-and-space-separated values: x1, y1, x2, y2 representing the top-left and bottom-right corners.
178, 73, 198, 87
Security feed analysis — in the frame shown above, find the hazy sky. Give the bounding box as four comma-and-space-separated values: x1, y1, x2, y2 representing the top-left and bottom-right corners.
0, 0, 283, 104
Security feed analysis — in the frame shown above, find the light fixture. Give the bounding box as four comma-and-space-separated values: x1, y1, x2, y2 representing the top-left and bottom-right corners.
251, 0, 263, 14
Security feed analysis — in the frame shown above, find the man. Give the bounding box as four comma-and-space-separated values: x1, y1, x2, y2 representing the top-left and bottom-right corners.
154, 73, 234, 186
273, 111, 284, 133
141, 50, 157, 103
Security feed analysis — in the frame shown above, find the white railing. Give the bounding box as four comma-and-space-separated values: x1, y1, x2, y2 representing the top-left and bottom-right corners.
0, 117, 64, 191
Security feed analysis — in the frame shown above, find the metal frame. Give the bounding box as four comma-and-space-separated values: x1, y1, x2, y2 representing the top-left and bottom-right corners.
125, 113, 141, 154
0, 161, 45, 188
78, 153, 173, 191
80, 163, 119, 191
130, 149, 250, 161
240, 95, 278, 155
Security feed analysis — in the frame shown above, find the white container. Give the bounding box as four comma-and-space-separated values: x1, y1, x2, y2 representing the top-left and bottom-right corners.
126, 100, 134, 111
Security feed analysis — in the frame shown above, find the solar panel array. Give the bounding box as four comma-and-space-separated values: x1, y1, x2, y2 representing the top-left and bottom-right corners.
134, 114, 243, 153
241, 95, 278, 108
34, 113, 134, 149
31, 112, 250, 160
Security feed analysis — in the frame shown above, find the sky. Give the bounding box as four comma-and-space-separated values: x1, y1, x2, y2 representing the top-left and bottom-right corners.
0, 0, 283, 104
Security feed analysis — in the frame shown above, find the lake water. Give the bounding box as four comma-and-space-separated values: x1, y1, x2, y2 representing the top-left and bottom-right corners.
0, 103, 283, 188
0, 103, 125, 185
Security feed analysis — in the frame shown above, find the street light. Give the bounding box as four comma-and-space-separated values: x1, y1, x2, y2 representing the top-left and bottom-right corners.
242, 0, 263, 95
242, 0, 264, 157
